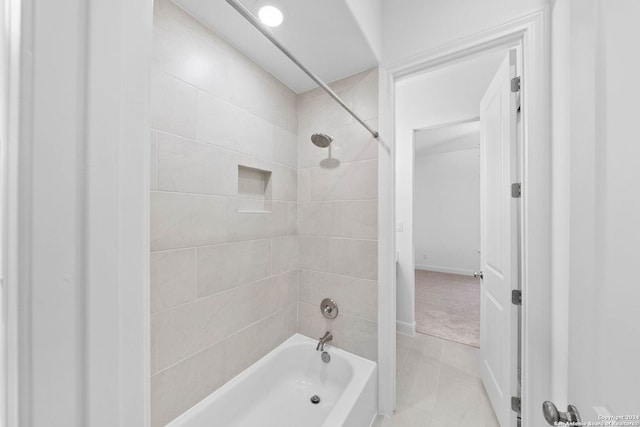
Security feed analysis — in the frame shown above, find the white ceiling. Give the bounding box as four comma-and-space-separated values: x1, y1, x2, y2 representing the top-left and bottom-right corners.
173, 0, 381, 93
415, 121, 480, 156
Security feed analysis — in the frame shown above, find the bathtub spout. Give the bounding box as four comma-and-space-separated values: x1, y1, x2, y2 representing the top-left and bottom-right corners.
316, 331, 333, 351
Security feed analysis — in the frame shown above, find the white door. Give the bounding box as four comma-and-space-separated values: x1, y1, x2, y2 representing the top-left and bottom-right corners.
551, 1, 640, 425
479, 51, 519, 427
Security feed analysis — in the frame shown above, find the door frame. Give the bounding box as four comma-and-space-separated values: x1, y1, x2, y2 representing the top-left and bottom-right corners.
377, 8, 551, 426
2, 0, 153, 425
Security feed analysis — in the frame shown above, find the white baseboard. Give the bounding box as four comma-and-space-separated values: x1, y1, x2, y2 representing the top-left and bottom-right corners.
415, 264, 476, 276
396, 320, 416, 336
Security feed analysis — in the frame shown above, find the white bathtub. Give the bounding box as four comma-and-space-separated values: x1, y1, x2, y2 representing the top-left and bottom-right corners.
167, 334, 378, 427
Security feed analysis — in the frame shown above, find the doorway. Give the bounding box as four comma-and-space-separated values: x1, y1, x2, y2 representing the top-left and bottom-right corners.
393, 48, 518, 426
413, 119, 482, 348
381, 14, 549, 418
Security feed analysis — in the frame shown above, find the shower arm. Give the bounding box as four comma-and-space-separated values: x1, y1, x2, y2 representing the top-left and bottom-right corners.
225, 0, 379, 139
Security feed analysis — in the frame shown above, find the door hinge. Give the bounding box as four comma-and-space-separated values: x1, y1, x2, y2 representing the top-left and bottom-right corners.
511, 77, 521, 92
511, 183, 521, 198
512, 289, 522, 306
511, 396, 522, 414
512, 77, 522, 112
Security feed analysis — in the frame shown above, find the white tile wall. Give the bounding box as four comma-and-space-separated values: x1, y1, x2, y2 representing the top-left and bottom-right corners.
196, 240, 272, 297
151, 1, 379, 424
151, 70, 198, 139
150, 0, 298, 424
150, 249, 197, 313
151, 340, 227, 427
150, 192, 229, 251
157, 133, 239, 196
296, 68, 379, 362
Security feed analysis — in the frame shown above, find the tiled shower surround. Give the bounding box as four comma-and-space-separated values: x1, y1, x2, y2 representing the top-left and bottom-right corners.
150, 1, 378, 425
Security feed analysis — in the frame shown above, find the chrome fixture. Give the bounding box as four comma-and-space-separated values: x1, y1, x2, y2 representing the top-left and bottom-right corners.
310, 395, 321, 405
316, 331, 333, 351
311, 133, 333, 148
224, 0, 379, 139
320, 298, 338, 319
542, 401, 582, 425
473, 271, 484, 280
321, 351, 331, 363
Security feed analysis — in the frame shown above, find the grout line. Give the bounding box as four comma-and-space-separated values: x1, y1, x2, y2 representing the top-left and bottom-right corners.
150, 238, 275, 254
296, 268, 377, 283
158, 70, 298, 136
151, 238, 297, 254
151, 268, 298, 316
297, 234, 378, 242
152, 303, 297, 376
150, 189, 296, 203
152, 128, 298, 171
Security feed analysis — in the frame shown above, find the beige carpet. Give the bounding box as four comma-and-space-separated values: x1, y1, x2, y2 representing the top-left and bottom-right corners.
415, 270, 480, 347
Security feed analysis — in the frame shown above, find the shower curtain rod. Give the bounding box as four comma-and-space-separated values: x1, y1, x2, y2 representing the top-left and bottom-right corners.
225, 0, 379, 139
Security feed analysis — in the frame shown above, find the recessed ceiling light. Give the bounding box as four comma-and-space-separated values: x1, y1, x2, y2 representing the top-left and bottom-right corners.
258, 5, 284, 27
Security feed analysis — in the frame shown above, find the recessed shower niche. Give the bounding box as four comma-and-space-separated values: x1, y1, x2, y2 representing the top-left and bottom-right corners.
237, 165, 273, 213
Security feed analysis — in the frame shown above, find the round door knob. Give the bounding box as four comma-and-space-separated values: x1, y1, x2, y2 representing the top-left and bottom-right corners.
542, 401, 582, 425
542, 401, 561, 424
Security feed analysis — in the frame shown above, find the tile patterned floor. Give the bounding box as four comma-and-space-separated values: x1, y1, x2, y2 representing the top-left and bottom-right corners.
415, 270, 480, 348
372, 333, 499, 427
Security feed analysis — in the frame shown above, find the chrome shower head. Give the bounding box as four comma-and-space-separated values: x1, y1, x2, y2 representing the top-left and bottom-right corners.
311, 133, 333, 148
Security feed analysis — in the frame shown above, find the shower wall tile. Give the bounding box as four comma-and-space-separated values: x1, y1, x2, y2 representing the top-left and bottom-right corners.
298, 236, 331, 273
296, 69, 379, 362
157, 133, 238, 196
153, 6, 233, 103
154, 285, 254, 370
196, 91, 271, 158
151, 340, 227, 427
154, 0, 297, 135
226, 200, 288, 242
151, 70, 197, 139
228, 59, 298, 134
225, 304, 297, 379
196, 240, 272, 298
298, 200, 378, 240
251, 271, 297, 321
150, 191, 228, 251
151, 0, 299, 422
195, 78, 298, 169
151, 248, 197, 313
271, 236, 298, 275
297, 169, 311, 202
345, 68, 379, 122
310, 159, 378, 201
298, 86, 354, 132
329, 238, 378, 280
299, 236, 377, 280
298, 270, 377, 322
286, 202, 298, 236
273, 126, 299, 169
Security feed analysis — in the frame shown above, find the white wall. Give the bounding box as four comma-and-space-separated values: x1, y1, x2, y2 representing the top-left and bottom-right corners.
414, 143, 480, 276
395, 51, 505, 329
381, 0, 548, 64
